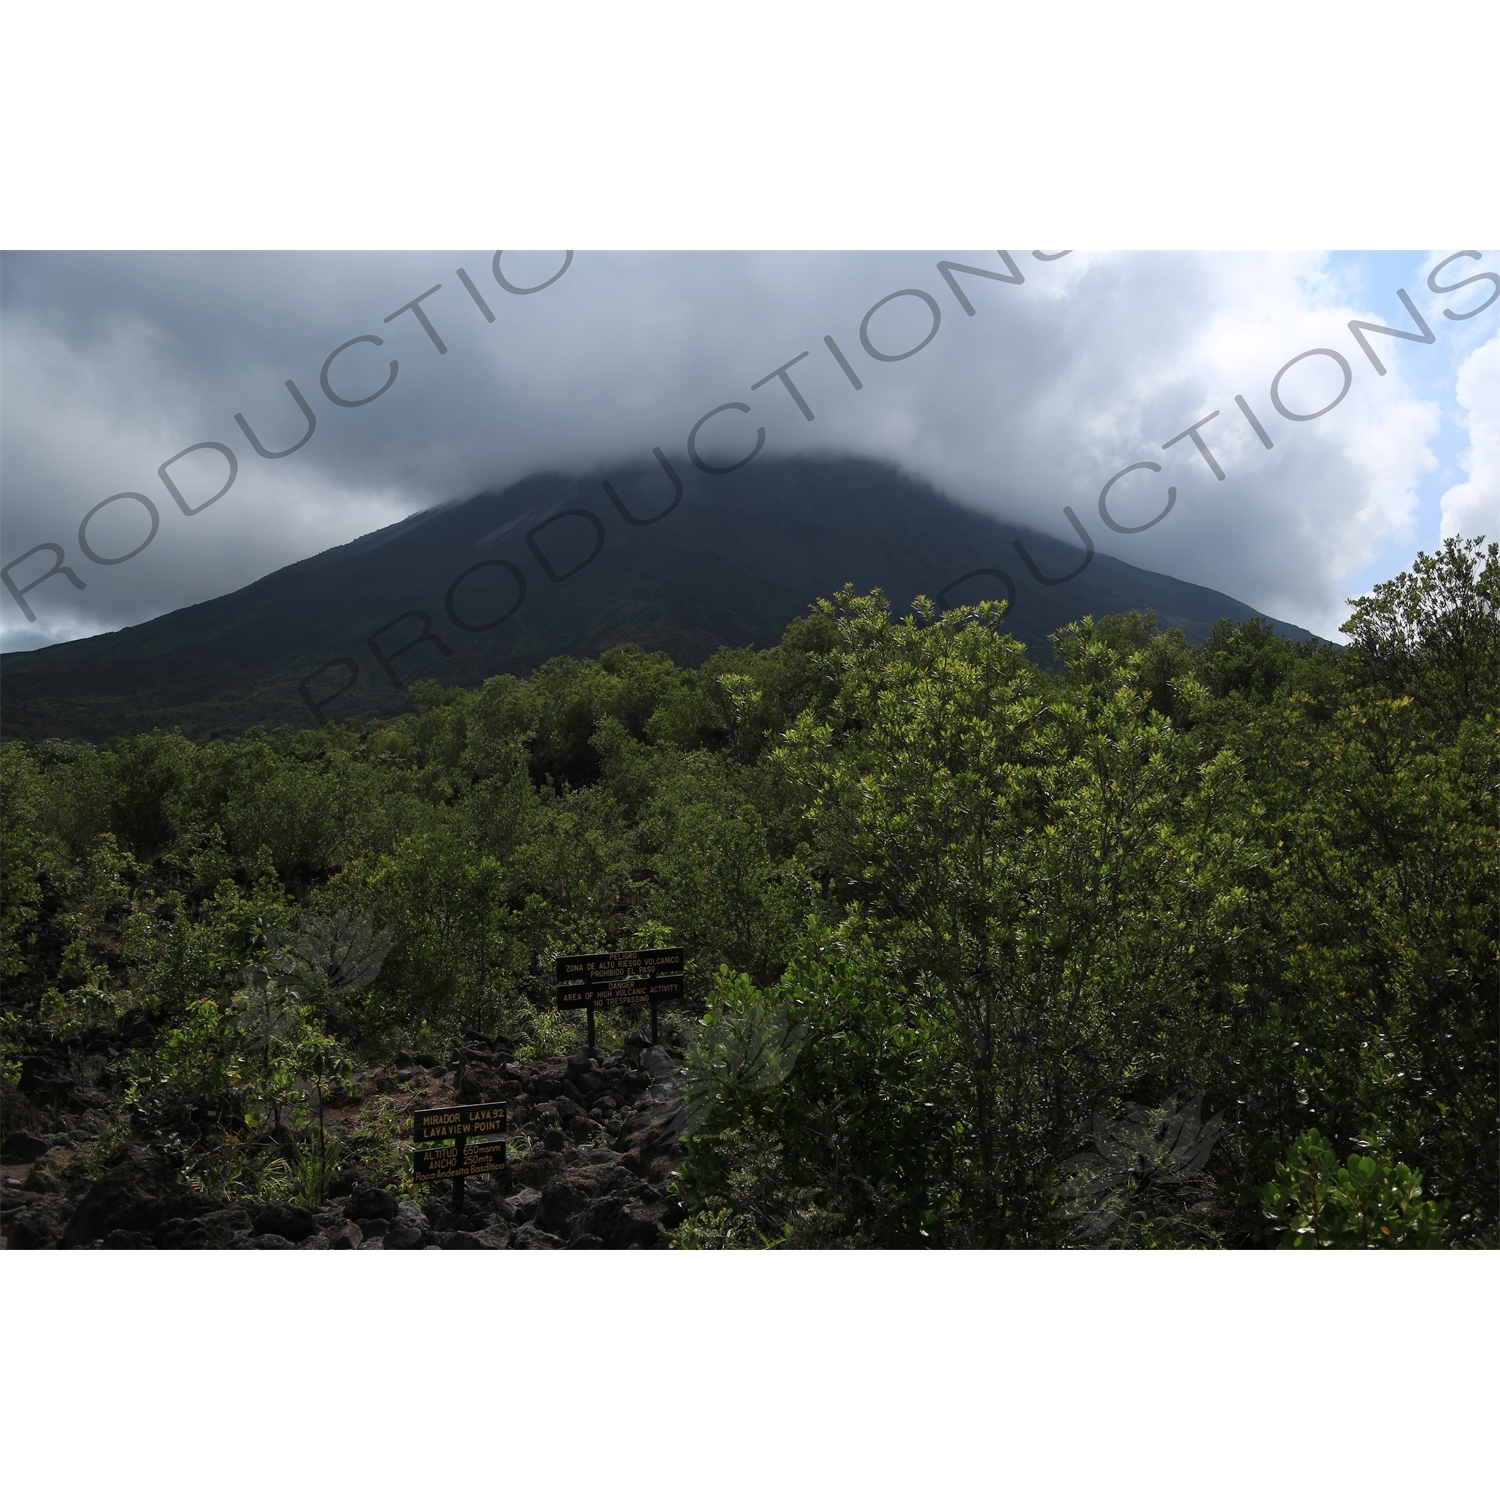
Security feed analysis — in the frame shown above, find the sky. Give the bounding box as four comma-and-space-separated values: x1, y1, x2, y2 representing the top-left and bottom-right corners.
2, 247, 1496, 653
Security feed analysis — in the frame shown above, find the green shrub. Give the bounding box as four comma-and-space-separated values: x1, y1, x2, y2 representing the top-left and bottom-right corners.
675, 926, 951, 1247
1259, 1129, 1448, 1248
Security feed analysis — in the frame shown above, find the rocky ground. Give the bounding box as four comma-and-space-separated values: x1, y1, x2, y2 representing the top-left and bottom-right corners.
1, 1036, 690, 1250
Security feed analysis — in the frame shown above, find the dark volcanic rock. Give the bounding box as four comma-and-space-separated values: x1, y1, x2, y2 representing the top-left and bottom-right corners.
154, 1209, 253, 1250
346, 1185, 398, 1221
253, 1202, 317, 1243
511, 1149, 569, 1189
102, 1228, 154, 1249
615, 1101, 687, 1183
1, 1133, 49, 1165
24, 1167, 65, 1196
455, 1065, 504, 1104
504, 1186, 542, 1222
1, 1079, 50, 1140
510, 1221, 563, 1249
62, 1148, 208, 1248
536, 1164, 664, 1248
19, 1054, 75, 1105
444, 1226, 510, 1249
6, 1195, 72, 1249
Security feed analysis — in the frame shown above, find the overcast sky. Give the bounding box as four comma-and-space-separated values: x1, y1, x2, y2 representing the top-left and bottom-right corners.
2, 247, 1496, 652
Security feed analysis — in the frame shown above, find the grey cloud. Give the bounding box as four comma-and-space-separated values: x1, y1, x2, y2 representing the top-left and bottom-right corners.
0, 249, 1476, 650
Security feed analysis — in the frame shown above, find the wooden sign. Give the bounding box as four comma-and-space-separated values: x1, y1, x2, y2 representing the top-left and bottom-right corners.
413, 1137, 508, 1184
410, 1099, 508, 1203
554, 946, 687, 1047
554, 973, 684, 1009
555, 947, 684, 986
413, 1102, 508, 1143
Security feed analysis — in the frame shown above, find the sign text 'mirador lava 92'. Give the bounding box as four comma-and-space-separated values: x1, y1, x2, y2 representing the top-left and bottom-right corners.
412, 1102, 508, 1143
411, 1101, 508, 1185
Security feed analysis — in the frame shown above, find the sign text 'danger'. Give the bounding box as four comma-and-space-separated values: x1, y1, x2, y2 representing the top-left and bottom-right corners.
554, 973, 684, 1010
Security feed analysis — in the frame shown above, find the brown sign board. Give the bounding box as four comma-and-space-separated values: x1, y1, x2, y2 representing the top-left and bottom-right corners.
555, 972, 685, 1010
413, 1138, 508, 1184
555, 947, 684, 987
412, 1102, 508, 1143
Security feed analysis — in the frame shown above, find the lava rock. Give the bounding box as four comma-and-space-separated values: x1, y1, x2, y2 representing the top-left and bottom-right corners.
535, 1164, 638, 1240
1, 1079, 50, 1140
384, 1222, 427, 1250
356, 1218, 391, 1239
1, 1133, 49, 1165
509, 1222, 563, 1249
326, 1220, 363, 1249
639, 1046, 675, 1080
62, 1148, 208, 1248
24, 1167, 65, 1196
5, 1196, 72, 1249
346, 1185, 399, 1221
102, 1228, 154, 1249
239, 1233, 295, 1249
456, 1065, 504, 1103
253, 1202, 317, 1243
20, 1055, 75, 1103
155, 1207, 254, 1249
615, 1101, 688, 1182
503, 1187, 542, 1223
444, 1226, 510, 1249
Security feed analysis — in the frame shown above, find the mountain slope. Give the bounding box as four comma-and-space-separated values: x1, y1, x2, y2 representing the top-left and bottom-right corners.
0, 456, 1320, 741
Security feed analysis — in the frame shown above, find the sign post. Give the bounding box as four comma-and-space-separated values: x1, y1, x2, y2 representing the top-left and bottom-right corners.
554, 947, 685, 1047
411, 1101, 508, 1218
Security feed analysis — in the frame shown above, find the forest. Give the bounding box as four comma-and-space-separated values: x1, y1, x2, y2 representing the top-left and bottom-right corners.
2, 536, 1494, 1248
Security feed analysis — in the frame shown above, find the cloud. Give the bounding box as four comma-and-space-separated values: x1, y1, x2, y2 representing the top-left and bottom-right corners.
1440, 335, 1499, 542
2, 248, 1491, 651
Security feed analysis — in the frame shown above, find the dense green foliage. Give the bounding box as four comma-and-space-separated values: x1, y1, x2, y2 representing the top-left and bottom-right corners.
3, 538, 1494, 1245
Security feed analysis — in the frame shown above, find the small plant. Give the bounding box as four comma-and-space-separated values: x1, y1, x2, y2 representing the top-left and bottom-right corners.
257, 1155, 295, 1201
1057, 1095, 1225, 1243
1259, 1129, 1448, 1248
346, 1096, 413, 1193
514, 998, 579, 1060
287, 1131, 343, 1207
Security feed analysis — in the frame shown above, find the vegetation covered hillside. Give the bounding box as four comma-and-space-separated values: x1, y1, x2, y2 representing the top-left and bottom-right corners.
2, 538, 1495, 1248
0, 457, 1319, 743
